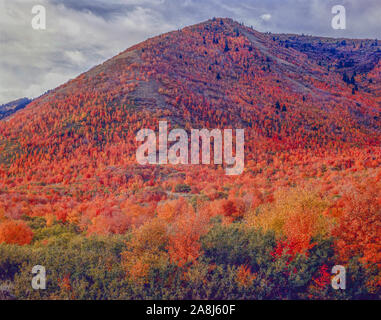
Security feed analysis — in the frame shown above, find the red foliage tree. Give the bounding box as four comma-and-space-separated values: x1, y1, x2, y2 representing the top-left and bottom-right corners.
0, 220, 34, 245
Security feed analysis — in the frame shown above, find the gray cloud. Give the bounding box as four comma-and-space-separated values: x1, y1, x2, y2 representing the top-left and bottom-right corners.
0, 0, 380, 104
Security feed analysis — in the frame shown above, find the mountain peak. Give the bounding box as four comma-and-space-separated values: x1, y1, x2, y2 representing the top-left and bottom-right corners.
1, 18, 380, 164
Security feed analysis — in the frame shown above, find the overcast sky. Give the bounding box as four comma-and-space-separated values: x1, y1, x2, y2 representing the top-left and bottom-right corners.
0, 0, 380, 104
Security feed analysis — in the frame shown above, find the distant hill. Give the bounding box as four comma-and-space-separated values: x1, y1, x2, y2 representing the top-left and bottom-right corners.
0, 98, 31, 120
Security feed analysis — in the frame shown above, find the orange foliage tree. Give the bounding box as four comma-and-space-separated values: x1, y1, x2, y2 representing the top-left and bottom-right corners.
0, 220, 34, 245
333, 177, 381, 266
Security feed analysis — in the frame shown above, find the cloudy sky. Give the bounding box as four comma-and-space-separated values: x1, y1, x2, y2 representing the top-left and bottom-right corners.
0, 0, 380, 104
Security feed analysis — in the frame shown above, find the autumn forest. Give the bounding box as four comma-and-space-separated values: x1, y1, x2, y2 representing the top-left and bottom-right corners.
0, 18, 380, 300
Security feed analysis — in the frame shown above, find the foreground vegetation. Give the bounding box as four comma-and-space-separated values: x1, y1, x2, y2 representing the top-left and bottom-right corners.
0, 222, 378, 300
1, 171, 380, 300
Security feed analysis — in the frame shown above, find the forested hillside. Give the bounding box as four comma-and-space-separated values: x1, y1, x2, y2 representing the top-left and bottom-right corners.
0, 18, 380, 300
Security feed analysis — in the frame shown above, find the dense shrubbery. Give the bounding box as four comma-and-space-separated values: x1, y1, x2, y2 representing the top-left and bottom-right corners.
0, 212, 379, 300
0, 169, 380, 300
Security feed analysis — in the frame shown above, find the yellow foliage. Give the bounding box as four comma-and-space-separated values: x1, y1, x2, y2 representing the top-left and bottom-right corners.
157, 197, 192, 222
45, 215, 55, 227
246, 187, 333, 249
122, 218, 169, 284
67, 209, 81, 225
236, 264, 256, 288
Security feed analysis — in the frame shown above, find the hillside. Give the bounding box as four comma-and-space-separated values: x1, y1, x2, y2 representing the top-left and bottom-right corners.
273, 33, 381, 103
0, 18, 380, 300
3, 19, 381, 145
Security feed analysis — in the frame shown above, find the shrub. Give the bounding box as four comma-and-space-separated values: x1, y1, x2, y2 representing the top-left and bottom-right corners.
0, 220, 34, 245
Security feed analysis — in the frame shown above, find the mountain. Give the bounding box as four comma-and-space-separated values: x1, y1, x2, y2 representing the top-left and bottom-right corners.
0, 98, 31, 120
0, 17, 380, 219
